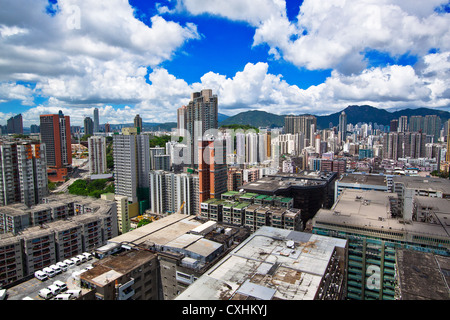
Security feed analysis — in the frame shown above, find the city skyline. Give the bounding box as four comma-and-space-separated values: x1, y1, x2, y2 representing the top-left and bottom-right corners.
1, 0, 450, 128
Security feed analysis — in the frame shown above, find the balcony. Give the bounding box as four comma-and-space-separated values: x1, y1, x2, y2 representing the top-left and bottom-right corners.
117, 278, 135, 300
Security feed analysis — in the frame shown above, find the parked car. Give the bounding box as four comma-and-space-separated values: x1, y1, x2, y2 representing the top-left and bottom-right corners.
47, 284, 61, 296
34, 270, 48, 281
66, 289, 81, 299
53, 280, 67, 292
38, 288, 53, 300
70, 257, 81, 265
0, 289, 7, 300
77, 254, 87, 263
56, 261, 68, 272
82, 252, 93, 260
50, 264, 62, 274
42, 267, 56, 278
54, 293, 72, 300
63, 259, 75, 267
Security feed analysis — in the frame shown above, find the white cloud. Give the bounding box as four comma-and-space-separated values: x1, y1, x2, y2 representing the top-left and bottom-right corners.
178, 0, 450, 74
0, 0, 200, 107
0, 82, 35, 106
179, 0, 287, 26
266, 0, 450, 73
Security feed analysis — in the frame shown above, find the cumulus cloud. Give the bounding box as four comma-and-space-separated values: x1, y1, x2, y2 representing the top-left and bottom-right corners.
0, 82, 35, 106
0, 0, 200, 107
178, 0, 450, 74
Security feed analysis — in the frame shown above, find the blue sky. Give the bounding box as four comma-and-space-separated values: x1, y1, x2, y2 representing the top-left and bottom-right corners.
0, 0, 449, 127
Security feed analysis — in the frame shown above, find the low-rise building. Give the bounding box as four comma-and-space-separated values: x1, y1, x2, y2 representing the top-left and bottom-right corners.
80, 249, 159, 300
395, 248, 450, 300
312, 188, 450, 300
0, 195, 117, 287
176, 226, 348, 300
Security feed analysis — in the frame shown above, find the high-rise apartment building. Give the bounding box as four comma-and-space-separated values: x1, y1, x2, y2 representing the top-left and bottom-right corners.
88, 136, 107, 175
408, 115, 423, 132
447, 120, 450, 162
423, 115, 441, 142
93, 108, 99, 133
383, 132, 426, 160
149, 170, 199, 216
134, 114, 143, 133
338, 111, 347, 142
149, 147, 165, 170
0, 142, 48, 207
389, 119, 398, 132
39, 111, 72, 182
7, 114, 23, 134
398, 116, 408, 132
284, 115, 317, 145
179, 89, 218, 166
177, 105, 187, 136
113, 128, 150, 212
84, 116, 94, 136
198, 137, 227, 204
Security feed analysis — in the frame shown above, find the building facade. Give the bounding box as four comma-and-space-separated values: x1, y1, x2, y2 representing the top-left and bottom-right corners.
113, 129, 150, 211
39, 111, 72, 182
88, 136, 107, 175
0, 142, 48, 207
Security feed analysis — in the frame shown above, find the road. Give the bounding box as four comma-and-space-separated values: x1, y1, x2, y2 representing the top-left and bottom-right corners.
53, 159, 90, 193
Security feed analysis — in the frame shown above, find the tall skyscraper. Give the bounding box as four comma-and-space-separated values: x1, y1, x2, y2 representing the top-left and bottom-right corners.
447, 120, 450, 162
0, 142, 48, 207
284, 115, 317, 145
423, 115, 441, 142
398, 116, 408, 133
390, 119, 398, 132
93, 108, 99, 133
39, 111, 72, 182
383, 132, 426, 160
198, 137, 227, 204
409, 116, 423, 133
113, 128, 150, 210
338, 111, 347, 142
177, 105, 187, 137
7, 114, 23, 134
179, 89, 218, 166
134, 114, 143, 133
88, 136, 107, 175
149, 170, 198, 216
84, 116, 94, 136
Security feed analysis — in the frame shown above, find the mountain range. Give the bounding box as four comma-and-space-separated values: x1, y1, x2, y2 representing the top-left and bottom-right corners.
61, 106, 449, 133
218, 105, 450, 130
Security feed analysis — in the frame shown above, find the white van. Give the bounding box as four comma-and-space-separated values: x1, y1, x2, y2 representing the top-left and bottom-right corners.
82, 252, 93, 260
63, 259, 75, 267
66, 289, 81, 299
70, 257, 81, 265
54, 293, 72, 300
42, 267, 56, 278
56, 261, 68, 272
77, 254, 87, 263
50, 264, 62, 274
47, 284, 61, 296
34, 270, 48, 281
39, 288, 53, 300
53, 280, 67, 292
